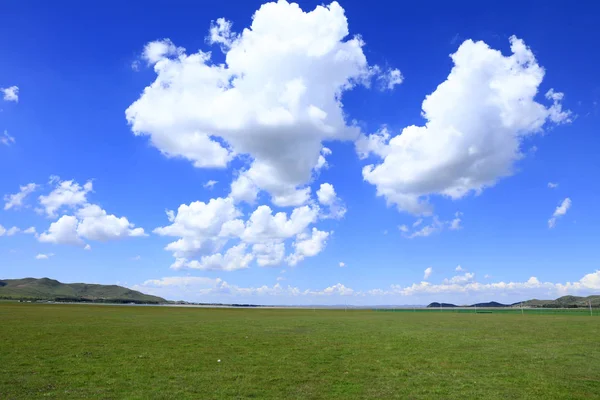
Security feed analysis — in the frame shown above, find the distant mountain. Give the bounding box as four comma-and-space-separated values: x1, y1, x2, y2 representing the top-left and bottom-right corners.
427, 295, 600, 309
518, 295, 600, 308
0, 278, 165, 304
427, 302, 458, 308
469, 301, 509, 308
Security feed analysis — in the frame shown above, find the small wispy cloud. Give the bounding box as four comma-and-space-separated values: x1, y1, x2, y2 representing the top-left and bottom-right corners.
35, 253, 54, 260
423, 267, 433, 280
1, 130, 15, 146
547, 182, 559, 189
204, 180, 218, 189
548, 198, 571, 228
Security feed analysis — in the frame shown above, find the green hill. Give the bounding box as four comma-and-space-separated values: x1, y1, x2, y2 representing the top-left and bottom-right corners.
427, 296, 600, 309
519, 295, 600, 308
0, 278, 166, 304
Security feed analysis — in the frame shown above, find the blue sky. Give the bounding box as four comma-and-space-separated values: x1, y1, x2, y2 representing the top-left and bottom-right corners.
1, 0, 599, 305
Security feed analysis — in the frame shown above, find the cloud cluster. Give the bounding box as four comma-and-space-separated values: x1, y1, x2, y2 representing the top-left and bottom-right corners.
34, 178, 146, 247
154, 196, 329, 270
360, 36, 571, 214
38, 178, 93, 218
1, 86, 18, 102
4, 183, 38, 210
0, 225, 20, 236
399, 213, 462, 239
126, 1, 396, 207
316, 183, 346, 219
133, 269, 600, 303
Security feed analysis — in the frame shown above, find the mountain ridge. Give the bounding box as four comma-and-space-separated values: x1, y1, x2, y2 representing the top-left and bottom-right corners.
0, 277, 165, 304
427, 295, 600, 308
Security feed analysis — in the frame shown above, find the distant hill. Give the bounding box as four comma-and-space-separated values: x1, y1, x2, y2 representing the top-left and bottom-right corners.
0, 278, 165, 304
427, 295, 600, 309
470, 301, 509, 308
427, 302, 458, 308
518, 295, 600, 308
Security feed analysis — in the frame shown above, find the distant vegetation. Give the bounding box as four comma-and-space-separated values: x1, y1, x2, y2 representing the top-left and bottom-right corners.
427, 295, 600, 308
0, 277, 165, 304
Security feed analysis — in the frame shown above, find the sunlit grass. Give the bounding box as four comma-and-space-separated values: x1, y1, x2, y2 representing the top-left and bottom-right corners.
1, 303, 599, 399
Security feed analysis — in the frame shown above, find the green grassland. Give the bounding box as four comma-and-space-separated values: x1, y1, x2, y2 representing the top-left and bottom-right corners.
1, 303, 599, 399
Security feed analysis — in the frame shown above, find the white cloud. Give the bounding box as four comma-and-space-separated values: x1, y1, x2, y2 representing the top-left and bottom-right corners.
132, 269, 600, 304
253, 241, 285, 267
400, 214, 463, 239
545, 89, 572, 124
406, 218, 443, 238
1, 86, 19, 102
240, 204, 319, 244
6, 226, 19, 236
315, 147, 332, 171
208, 18, 237, 49
548, 197, 571, 228
38, 205, 145, 246
0, 225, 19, 236
23, 227, 36, 234
1, 130, 15, 146
38, 215, 84, 246
355, 126, 390, 160
75, 204, 146, 241
391, 271, 600, 297
378, 68, 403, 90
286, 227, 330, 266
4, 183, 38, 210
444, 272, 475, 285
361, 36, 571, 214
155, 196, 323, 270
154, 197, 242, 259
449, 212, 462, 230
173, 243, 254, 271
320, 283, 354, 296
547, 182, 559, 189
35, 253, 54, 260
316, 183, 346, 219
339, 261, 345, 268
229, 174, 259, 204
132, 255, 141, 261
126, 1, 390, 206
39, 178, 93, 218
423, 267, 433, 280
84, 244, 91, 251
455, 265, 464, 272
276, 276, 286, 281
36, 178, 146, 246
204, 180, 218, 189
142, 39, 183, 64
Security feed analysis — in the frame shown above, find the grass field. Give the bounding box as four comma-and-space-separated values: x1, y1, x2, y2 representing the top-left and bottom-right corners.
1, 303, 599, 399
